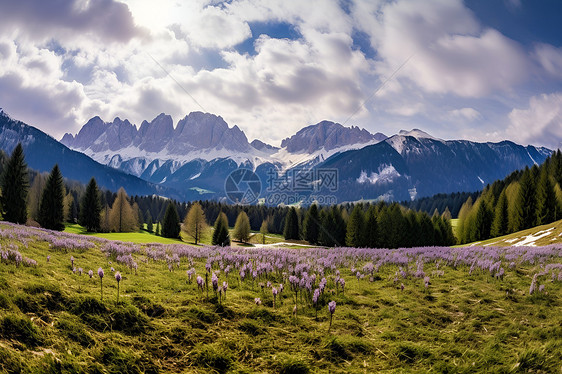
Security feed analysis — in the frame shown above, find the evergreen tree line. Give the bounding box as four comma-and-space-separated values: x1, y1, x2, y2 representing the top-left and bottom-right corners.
457, 151, 562, 244
402, 191, 480, 219
289, 202, 456, 248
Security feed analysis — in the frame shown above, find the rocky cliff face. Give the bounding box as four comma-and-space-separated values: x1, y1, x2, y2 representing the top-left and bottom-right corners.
280, 120, 386, 153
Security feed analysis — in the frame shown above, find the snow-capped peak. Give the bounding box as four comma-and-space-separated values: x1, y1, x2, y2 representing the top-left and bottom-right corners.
398, 129, 441, 140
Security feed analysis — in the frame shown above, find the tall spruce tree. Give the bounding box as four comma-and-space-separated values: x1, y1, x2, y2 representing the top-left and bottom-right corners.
161, 203, 180, 238
146, 210, 153, 233
79, 177, 101, 232
346, 205, 365, 247
535, 167, 556, 225
318, 209, 335, 247
474, 200, 492, 241
303, 204, 320, 245
0, 143, 29, 224
515, 167, 537, 230
283, 207, 300, 240
260, 220, 268, 244
232, 211, 251, 243
490, 189, 508, 237
212, 212, 230, 246
38, 164, 65, 231
365, 206, 379, 248
331, 206, 347, 246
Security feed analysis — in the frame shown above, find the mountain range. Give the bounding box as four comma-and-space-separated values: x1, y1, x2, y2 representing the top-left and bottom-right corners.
0, 108, 551, 204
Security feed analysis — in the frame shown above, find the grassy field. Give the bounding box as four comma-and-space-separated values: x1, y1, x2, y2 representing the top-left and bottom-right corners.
64, 224, 185, 245
461, 219, 562, 247
1, 221, 561, 373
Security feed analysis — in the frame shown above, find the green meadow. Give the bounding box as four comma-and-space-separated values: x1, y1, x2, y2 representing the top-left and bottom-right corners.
0, 222, 561, 373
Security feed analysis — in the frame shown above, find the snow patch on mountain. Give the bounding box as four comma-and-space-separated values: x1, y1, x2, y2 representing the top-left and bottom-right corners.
357, 165, 401, 185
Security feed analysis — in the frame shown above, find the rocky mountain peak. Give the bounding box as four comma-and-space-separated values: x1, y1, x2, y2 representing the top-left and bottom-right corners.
280, 120, 385, 153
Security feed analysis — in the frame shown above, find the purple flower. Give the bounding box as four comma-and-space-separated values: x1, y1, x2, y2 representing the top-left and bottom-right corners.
538, 284, 545, 293
78, 268, 83, 275
47, 255, 50, 263
400, 283, 405, 291
223, 281, 228, 291
313, 288, 320, 304
98, 267, 104, 278
254, 297, 262, 305
111, 267, 115, 272
272, 287, 278, 296
212, 273, 219, 291
88, 270, 94, 278
328, 300, 336, 314
115, 272, 122, 283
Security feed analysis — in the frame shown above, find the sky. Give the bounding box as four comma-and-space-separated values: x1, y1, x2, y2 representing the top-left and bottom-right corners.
0, 0, 561, 148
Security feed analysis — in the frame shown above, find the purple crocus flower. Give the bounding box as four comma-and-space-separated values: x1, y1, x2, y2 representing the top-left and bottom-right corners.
47, 255, 50, 263
254, 297, 262, 305
98, 267, 104, 278
115, 272, 122, 282
328, 300, 336, 314
88, 270, 93, 278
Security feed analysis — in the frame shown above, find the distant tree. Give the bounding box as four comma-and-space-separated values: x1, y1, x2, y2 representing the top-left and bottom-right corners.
156, 221, 161, 236
535, 167, 556, 226
365, 206, 378, 248
346, 205, 365, 247
161, 203, 180, 238
79, 178, 101, 232
490, 190, 508, 237
37, 164, 65, 231
283, 207, 300, 240
100, 204, 111, 232
318, 209, 335, 247
212, 212, 230, 246
183, 202, 207, 244
109, 187, 138, 233
303, 204, 320, 245
27, 173, 46, 221
441, 206, 452, 220
145, 210, 153, 233
260, 220, 268, 244
233, 211, 251, 243
331, 206, 347, 246
1, 143, 29, 224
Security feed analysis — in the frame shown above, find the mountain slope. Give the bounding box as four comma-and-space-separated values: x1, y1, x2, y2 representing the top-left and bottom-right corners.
0, 111, 180, 199
462, 219, 562, 247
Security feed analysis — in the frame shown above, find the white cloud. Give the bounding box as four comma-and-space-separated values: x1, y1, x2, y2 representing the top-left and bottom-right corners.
448, 107, 482, 121
535, 43, 562, 79
508, 93, 562, 149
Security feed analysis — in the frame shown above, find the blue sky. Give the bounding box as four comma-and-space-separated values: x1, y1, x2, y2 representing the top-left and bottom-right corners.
0, 0, 561, 148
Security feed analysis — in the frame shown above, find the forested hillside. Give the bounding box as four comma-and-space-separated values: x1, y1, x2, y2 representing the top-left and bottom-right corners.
457, 150, 562, 244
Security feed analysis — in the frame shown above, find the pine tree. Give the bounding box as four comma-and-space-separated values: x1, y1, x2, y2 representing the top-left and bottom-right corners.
303, 204, 320, 245
183, 202, 207, 244
441, 206, 452, 220
27, 173, 46, 222
331, 206, 346, 246
318, 209, 335, 247
365, 206, 378, 248
514, 167, 536, 230
156, 221, 161, 236
161, 203, 180, 238
79, 178, 101, 232
283, 207, 300, 240
346, 205, 365, 247
109, 188, 138, 233
260, 220, 268, 244
535, 167, 556, 225
490, 189, 508, 237
233, 211, 251, 243
212, 212, 230, 246
38, 164, 65, 231
474, 200, 492, 241
0, 143, 29, 224
146, 210, 153, 233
